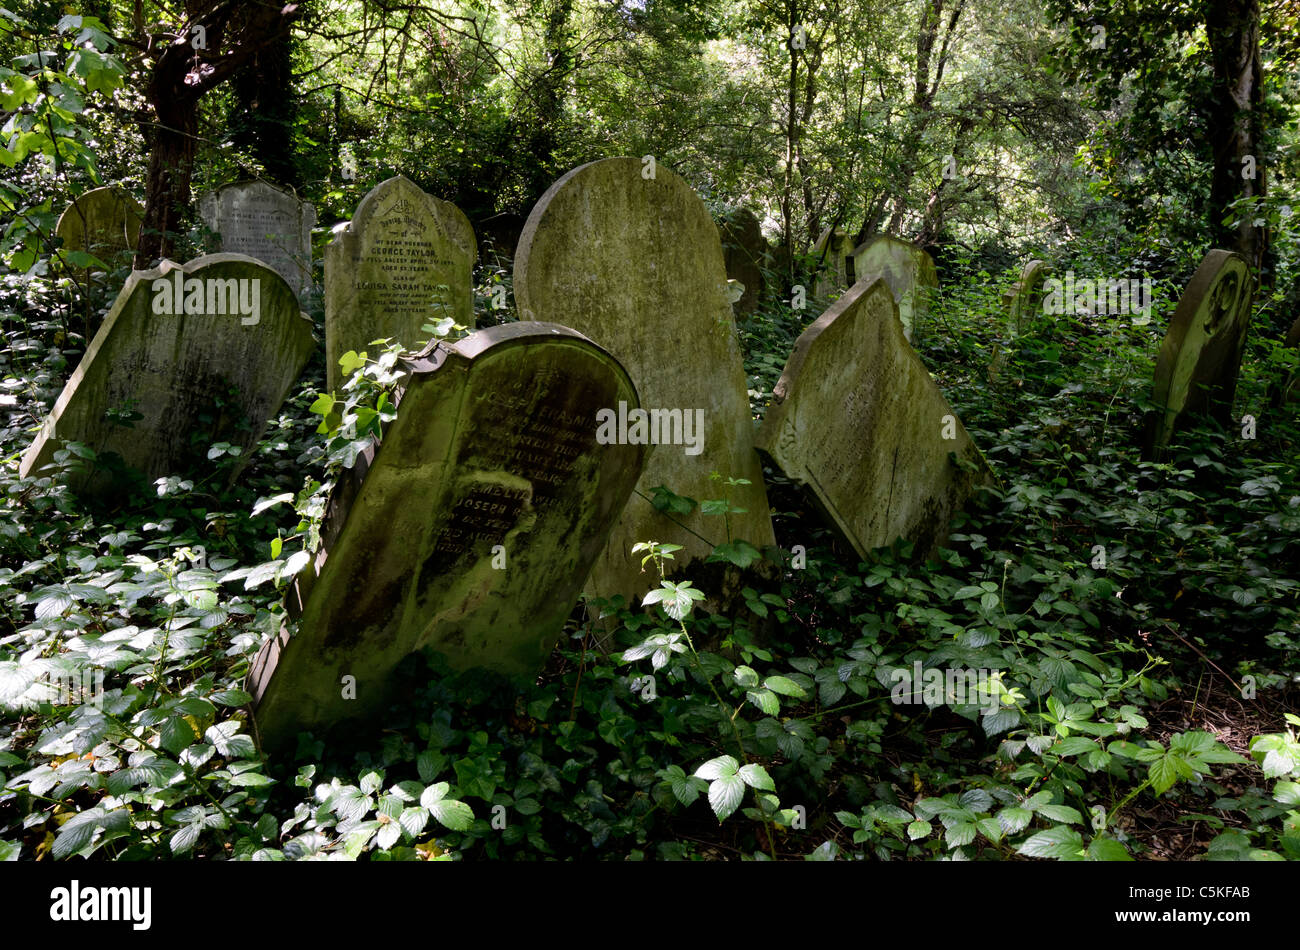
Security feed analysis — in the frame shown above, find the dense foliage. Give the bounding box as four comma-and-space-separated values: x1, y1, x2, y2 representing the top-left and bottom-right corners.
0, 0, 1297, 862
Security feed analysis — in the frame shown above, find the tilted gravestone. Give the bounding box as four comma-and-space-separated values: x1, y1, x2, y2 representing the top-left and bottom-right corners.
20, 254, 314, 494
756, 277, 994, 560
55, 186, 143, 274
198, 181, 316, 297
514, 157, 775, 612
851, 235, 938, 342
811, 227, 856, 301
248, 322, 647, 748
1142, 250, 1254, 459
1003, 260, 1053, 334
719, 207, 767, 318
324, 175, 476, 392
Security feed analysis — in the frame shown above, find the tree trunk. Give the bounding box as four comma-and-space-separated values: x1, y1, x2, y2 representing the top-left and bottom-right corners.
1205, 0, 1266, 275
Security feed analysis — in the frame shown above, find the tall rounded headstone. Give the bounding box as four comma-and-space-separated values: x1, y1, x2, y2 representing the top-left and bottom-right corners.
1142, 250, 1254, 458
851, 235, 938, 342
514, 157, 775, 613
324, 175, 476, 392
19, 254, 315, 495
249, 323, 647, 748
198, 180, 316, 299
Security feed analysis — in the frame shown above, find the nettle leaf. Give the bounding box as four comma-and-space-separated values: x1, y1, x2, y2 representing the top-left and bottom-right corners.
1088, 836, 1133, 861
430, 798, 473, 831
1017, 826, 1086, 860
1149, 756, 1182, 795
737, 763, 775, 791
763, 675, 807, 699
694, 756, 738, 782
707, 774, 745, 821
997, 807, 1034, 835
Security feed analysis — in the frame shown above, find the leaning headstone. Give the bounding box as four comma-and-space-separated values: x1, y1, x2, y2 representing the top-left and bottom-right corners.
756, 277, 994, 560
719, 208, 767, 318
851, 235, 938, 342
19, 254, 314, 494
1142, 250, 1254, 459
248, 322, 647, 748
811, 227, 856, 300
54, 186, 143, 274
515, 157, 775, 612
1003, 260, 1053, 334
198, 181, 316, 297
324, 175, 476, 392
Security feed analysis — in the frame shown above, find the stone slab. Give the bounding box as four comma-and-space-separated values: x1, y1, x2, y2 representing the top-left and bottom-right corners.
514, 157, 775, 610
851, 235, 938, 342
55, 186, 143, 274
1142, 250, 1254, 458
248, 322, 646, 747
19, 254, 314, 494
198, 181, 316, 297
756, 277, 993, 560
324, 175, 476, 392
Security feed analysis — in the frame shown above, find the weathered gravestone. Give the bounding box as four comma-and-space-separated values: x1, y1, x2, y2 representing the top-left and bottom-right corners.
1142, 250, 1254, 459
851, 235, 938, 342
55, 186, 143, 274
198, 181, 316, 297
248, 323, 647, 748
756, 277, 994, 560
514, 157, 775, 614
324, 175, 476, 392
1003, 260, 1053, 334
811, 227, 856, 301
19, 254, 314, 494
719, 208, 767, 318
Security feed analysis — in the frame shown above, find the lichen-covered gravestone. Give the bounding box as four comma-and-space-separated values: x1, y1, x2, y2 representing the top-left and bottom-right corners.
756, 277, 993, 560
1003, 260, 1053, 334
851, 235, 938, 342
719, 207, 767, 318
55, 186, 143, 273
324, 175, 476, 391
248, 323, 647, 748
811, 227, 856, 301
19, 254, 314, 494
1142, 250, 1254, 459
514, 157, 775, 612
198, 181, 316, 297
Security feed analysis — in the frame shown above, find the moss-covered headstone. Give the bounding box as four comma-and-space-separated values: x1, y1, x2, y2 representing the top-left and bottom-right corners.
198, 181, 316, 298
756, 278, 994, 560
324, 175, 476, 392
514, 157, 775, 613
1003, 259, 1053, 335
851, 235, 938, 342
248, 323, 647, 749
1142, 250, 1254, 459
54, 186, 143, 274
19, 254, 314, 495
